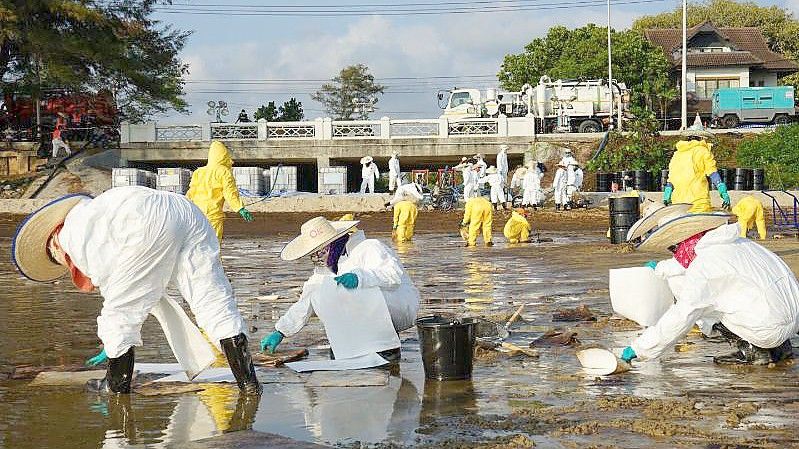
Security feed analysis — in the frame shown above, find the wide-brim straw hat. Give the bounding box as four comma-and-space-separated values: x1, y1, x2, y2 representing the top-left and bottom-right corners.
486, 166, 498, 174
360, 156, 373, 164
638, 212, 731, 252
626, 202, 692, 242
12, 193, 92, 282
280, 216, 360, 261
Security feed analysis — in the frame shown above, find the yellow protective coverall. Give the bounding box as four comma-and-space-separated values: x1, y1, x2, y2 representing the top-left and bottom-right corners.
732, 195, 767, 240
186, 141, 245, 241
461, 197, 493, 246
393, 200, 418, 242
503, 210, 531, 243
667, 140, 718, 213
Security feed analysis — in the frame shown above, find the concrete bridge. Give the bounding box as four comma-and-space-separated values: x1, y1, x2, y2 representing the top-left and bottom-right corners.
119, 117, 763, 192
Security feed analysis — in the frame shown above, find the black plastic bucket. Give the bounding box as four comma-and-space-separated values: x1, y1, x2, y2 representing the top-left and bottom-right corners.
753, 168, 765, 191
417, 316, 476, 381
633, 170, 651, 191
609, 196, 640, 244
660, 169, 669, 191
596, 172, 611, 192
734, 168, 753, 191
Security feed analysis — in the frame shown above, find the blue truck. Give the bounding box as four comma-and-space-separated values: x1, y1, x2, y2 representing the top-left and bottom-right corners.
712, 86, 797, 128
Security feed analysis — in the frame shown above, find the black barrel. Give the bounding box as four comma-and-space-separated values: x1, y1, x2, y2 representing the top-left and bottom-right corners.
633, 170, 651, 191
417, 316, 476, 380
596, 172, 611, 192
618, 170, 634, 190
660, 169, 669, 191
609, 196, 640, 244
753, 168, 765, 191
719, 168, 733, 186
734, 168, 753, 191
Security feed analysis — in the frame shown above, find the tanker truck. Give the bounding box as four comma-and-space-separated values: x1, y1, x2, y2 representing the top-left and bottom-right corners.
438, 76, 629, 133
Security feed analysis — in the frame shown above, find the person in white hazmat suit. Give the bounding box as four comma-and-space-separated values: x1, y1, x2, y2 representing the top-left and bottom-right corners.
565, 163, 584, 208
559, 149, 577, 168
360, 156, 380, 193
389, 182, 424, 206
496, 145, 509, 202
11, 187, 261, 394
552, 163, 568, 211
522, 162, 544, 209
473, 153, 488, 177
619, 212, 799, 366
455, 159, 479, 200
388, 151, 402, 192
480, 166, 506, 210
260, 217, 420, 364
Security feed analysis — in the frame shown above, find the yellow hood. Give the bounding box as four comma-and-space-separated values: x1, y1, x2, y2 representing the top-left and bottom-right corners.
207, 141, 233, 168
675, 140, 712, 153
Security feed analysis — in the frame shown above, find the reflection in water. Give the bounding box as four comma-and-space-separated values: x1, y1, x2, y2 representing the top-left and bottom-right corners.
421, 379, 477, 424
98, 387, 259, 448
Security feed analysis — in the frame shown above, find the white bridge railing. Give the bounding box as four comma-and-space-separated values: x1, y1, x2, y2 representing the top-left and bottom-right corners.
119, 116, 535, 143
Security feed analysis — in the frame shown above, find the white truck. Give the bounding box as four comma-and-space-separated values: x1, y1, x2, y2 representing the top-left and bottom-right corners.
438, 76, 629, 133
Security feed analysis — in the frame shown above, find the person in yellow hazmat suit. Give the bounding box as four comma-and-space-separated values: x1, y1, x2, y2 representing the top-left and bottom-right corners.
732, 195, 767, 240
392, 200, 418, 243
460, 196, 493, 247
186, 141, 254, 241
663, 125, 730, 213
503, 208, 531, 243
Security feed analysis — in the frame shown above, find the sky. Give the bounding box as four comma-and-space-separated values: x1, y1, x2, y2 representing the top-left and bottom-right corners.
153, 0, 798, 124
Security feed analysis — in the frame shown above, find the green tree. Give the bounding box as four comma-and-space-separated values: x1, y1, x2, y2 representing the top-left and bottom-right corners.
278, 97, 304, 121
0, 0, 190, 122
498, 25, 673, 109
737, 124, 799, 189
254, 101, 278, 121
632, 0, 799, 90
311, 64, 384, 120
587, 106, 671, 172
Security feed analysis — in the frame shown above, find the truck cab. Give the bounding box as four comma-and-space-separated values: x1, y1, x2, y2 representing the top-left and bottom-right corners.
441, 89, 482, 119
712, 86, 796, 128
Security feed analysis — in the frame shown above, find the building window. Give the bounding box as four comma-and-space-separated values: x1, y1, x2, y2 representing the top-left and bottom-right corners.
695, 78, 740, 98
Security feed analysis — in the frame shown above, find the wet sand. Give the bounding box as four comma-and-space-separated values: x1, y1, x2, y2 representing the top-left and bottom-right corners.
0, 210, 797, 448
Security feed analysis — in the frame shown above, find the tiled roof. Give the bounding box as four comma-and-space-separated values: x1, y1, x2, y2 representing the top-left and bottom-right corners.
644, 22, 798, 72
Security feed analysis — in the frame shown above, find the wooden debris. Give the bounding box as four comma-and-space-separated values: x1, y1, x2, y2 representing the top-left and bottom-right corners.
552, 305, 597, 322
29, 370, 106, 386
253, 348, 309, 367
530, 329, 581, 348
10, 364, 93, 380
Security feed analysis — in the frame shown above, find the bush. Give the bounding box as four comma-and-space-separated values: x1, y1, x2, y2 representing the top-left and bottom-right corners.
587, 108, 670, 172
737, 124, 799, 189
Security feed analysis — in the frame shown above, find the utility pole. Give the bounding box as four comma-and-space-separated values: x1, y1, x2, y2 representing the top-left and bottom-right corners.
681, 0, 688, 130
607, 0, 614, 129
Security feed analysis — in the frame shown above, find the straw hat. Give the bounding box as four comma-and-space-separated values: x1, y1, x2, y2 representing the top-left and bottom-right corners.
280, 216, 360, 261
626, 202, 692, 242
486, 166, 498, 174
360, 156, 373, 164
12, 193, 92, 282
681, 116, 714, 139
499, 144, 509, 151
474, 153, 484, 159
638, 212, 731, 252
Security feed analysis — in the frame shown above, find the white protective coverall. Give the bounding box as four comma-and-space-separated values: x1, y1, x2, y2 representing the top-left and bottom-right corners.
481, 173, 505, 205
360, 163, 380, 193
631, 223, 799, 360
275, 231, 421, 337
496, 150, 509, 180
566, 164, 582, 203
58, 186, 246, 359
522, 166, 543, 206
474, 158, 487, 178
552, 167, 567, 207
389, 182, 423, 206
388, 155, 402, 191
461, 167, 479, 199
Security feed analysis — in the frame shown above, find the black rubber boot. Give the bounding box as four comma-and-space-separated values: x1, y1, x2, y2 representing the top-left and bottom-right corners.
714, 339, 773, 366
767, 339, 794, 363
220, 333, 262, 395
86, 347, 135, 394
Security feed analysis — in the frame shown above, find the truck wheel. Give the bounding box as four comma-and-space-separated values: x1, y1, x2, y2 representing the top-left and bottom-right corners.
578, 120, 602, 133
722, 114, 740, 129
774, 114, 791, 126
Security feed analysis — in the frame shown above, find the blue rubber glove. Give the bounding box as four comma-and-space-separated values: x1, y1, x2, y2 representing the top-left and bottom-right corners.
260, 331, 284, 353
238, 208, 254, 222
621, 346, 637, 363
85, 349, 108, 367
717, 182, 731, 210
662, 184, 673, 206
89, 401, 110, 417
334, 272, 359, 289
644, 260, 658, 270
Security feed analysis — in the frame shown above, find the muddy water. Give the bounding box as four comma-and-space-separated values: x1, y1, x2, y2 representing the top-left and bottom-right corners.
1, 212, 798, 448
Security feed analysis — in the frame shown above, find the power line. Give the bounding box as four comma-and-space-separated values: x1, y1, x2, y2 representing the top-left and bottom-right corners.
151, 0, 669, 16
184, 74, 497, 84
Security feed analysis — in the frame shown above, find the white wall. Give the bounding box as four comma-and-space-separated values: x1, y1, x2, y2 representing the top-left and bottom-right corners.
687, 66, 750, 92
